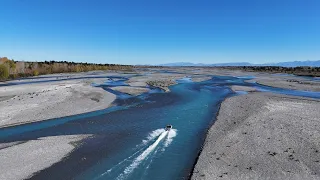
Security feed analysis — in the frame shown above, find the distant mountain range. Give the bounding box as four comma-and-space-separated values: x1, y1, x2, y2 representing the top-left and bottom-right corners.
158, 60, 320, 67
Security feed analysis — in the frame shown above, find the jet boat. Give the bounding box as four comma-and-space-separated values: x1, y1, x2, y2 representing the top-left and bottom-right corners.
165, 125, 172, 131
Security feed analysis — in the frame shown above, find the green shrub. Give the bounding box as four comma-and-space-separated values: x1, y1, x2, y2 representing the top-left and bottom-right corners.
0, 64, 9, 80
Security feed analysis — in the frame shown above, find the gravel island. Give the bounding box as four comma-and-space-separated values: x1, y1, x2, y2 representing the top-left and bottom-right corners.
192, 92, 320, 180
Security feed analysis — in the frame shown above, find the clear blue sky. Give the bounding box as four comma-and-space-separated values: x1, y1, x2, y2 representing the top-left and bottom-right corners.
0, 0, 319, 65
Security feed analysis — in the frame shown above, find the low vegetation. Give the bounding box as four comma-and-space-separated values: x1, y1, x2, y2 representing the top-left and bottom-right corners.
147, 80, 176, 92
219, 66, 320, 77
136, 65, 320, 77
0, 64, 9, 80
0, 57, 133, 81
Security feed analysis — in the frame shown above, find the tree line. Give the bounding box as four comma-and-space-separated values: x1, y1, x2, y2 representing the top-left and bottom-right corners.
0, 57, 133, 81
136, 65, 320, 77
220, 66, 320, 77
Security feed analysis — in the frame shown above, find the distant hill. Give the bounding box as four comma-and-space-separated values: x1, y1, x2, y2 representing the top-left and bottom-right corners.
158, 62, 199, 66
208, 62, 252, 67
158, 62, 251, 67
158, 60, 320, 67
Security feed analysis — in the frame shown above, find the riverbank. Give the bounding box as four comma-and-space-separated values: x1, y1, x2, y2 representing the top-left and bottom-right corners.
0, 69, 194, 127
0, 78, 116, 128
0, 134, 90, 180
153, 67, 320, 92
192, 92, 320, 179
250, 75, 320, 92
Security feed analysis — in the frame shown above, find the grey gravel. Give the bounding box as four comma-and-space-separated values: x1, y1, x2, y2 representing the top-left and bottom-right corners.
192, 92, 320, 180
0, 78, 116, 128
252, 75, 320, 92
231, 85, 257, 92
0, 135, 90, 180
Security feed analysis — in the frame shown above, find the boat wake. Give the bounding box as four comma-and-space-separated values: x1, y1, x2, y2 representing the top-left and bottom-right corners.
142, 128, 165, 145
164, 129, 177, 148
113, 128, 177, 180
95, 128, 177, 180
118, 131, 168, 178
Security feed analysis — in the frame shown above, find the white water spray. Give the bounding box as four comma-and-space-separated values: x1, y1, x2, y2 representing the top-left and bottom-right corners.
96, 130, 166, 179
164, 129, 177, 148
117, 130, 168, 179
142, 129, 165, 145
